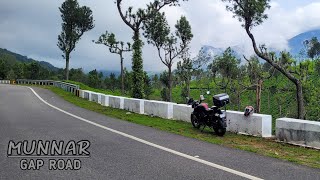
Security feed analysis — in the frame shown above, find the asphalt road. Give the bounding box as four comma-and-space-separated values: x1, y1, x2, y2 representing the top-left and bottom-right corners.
0, 84, 319, 180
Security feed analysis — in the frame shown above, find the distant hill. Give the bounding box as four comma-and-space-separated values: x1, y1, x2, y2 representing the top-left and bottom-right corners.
0, 48, 60, 71
288, 29, 320, 57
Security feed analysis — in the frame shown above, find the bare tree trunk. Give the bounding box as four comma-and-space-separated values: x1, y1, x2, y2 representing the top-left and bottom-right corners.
120, 52, 124, 95
65, 53, 70, 81
186, 80, 190, 98
279, 104, 282, 117
168, 66, 172, 102
237, 93, 241, 111
256, 79, 262, 113
267, 88, 270, 113
296, 81, 306, 119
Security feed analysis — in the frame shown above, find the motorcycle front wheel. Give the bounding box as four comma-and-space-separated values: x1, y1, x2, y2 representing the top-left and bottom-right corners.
191, 114, 201, 129
214, 128, 226, 136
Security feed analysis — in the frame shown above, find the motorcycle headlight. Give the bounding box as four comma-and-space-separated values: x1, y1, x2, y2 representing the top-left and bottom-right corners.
219, 113, 226, 118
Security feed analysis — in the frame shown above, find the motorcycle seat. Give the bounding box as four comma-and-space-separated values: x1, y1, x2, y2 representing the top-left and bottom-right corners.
199, 103, 211, 111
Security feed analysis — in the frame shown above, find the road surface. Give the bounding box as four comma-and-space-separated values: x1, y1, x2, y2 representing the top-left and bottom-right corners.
0, 84, 319, 180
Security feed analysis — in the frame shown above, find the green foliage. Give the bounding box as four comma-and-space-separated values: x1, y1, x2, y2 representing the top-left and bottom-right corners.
69, 68, 87, 83
222, 0, 271, 28
131, 33, 145, 99
144, 72, 153, 99
0, 53, 60, 80
177, 56, 193, 98
6, 69, 16, 80
87, 69, 103, 89
304, 37, 320, 59
57, 0, 94, 80
209, 47, 240, 92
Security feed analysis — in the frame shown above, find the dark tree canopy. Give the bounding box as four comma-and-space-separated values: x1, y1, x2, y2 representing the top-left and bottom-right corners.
57, 0, 94, 80
222, 0, 270, 29
304, 37, 320, 59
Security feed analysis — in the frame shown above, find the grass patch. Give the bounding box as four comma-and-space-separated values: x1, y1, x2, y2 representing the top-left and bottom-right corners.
41, 86, 320, 169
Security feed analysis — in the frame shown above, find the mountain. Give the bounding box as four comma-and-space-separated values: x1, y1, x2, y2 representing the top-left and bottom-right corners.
0, 48, 60, 71
288, 29, 320, 57
199, 45, 244, 60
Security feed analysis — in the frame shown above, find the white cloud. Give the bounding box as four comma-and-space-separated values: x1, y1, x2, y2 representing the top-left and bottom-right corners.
0, 0, 320, 72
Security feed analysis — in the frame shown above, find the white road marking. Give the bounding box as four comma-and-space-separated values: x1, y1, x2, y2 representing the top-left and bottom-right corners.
27, 87, 263, 180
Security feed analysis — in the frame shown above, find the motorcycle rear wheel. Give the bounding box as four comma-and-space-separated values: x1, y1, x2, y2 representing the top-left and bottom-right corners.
191, 114, 201, 129
214, 128, 226, 136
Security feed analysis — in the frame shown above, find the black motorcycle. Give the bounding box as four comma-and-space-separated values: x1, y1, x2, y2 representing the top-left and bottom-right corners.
187, 93, 229, 136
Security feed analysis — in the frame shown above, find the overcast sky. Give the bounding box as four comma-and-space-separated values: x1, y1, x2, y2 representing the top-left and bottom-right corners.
1, 0, 320, 72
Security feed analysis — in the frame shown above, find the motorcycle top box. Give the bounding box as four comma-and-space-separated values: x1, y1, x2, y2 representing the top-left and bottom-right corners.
213, 93, 229, 108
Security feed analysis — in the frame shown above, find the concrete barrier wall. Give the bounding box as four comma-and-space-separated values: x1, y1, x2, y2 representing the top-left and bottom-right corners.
123, 98, 144, 114
101, 95, 109, 106
276, 118, 320, 149
0, 80, 10, 84
172, 104, 193, 122
91, 92, 101, 103
75, 88, 273, 138
109, 96, 124, 109
226, 111, 272, 137
83, 90, 93, 101
79, 90, 85, 98
144, 100, 173, 119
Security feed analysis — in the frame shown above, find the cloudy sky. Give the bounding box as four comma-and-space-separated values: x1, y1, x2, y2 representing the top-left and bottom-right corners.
1, 0, 320, 72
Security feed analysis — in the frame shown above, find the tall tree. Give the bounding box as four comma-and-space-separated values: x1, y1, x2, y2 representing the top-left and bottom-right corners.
222, 0, 306, 119
244, 55, 275, 113
57, 0, 94, 80
304, 37, 320, 59
115, 0, 186, 99
95, 31, 132, 95
144, 13, 193, 102
209, 47, 240, 93
177, 56, 193, 98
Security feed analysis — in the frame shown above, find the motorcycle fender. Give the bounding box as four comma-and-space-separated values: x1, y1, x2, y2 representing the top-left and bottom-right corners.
220, 117, 227, 128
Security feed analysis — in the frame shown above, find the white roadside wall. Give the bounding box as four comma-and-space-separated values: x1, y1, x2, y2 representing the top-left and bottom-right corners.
276, 118, 320, 149
101, 95, 109, 106
226, 111, 272, 137
91, 92, 104, 104
172, 104, 193, 122
0, 80, 10, 84
123, 98, 144, 114
83, 90, 92, 100
77, 89, 272, 138
109, 96, 124, 109
144, 100, 173, 119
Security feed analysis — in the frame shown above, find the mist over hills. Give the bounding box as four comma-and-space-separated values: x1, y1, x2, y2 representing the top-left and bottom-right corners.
201, 29, 320, 60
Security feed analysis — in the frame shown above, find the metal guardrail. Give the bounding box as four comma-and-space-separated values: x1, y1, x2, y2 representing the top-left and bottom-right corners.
16, 79, 80, 95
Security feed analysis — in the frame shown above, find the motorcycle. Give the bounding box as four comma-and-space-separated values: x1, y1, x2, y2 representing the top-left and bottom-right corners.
187, 93, 229, 136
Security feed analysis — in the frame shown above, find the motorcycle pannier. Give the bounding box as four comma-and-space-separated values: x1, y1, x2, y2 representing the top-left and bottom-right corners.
213, 93, 230, 107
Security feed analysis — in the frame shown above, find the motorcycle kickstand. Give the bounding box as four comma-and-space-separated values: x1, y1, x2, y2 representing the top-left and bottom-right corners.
201, 125, 206, 132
